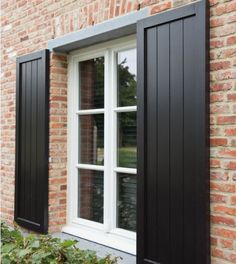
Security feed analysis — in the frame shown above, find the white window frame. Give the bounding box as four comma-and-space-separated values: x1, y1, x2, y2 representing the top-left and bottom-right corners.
66, 35, 137, 254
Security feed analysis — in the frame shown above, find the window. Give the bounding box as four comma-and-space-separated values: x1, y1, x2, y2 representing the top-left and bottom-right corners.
67, 37, 137, 254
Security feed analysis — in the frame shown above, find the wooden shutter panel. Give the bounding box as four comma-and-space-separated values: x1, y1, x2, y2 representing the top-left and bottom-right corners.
15, 50, 49, 233
137, 2, 209, 264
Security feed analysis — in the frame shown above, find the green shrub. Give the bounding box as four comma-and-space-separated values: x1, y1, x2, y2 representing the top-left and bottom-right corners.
1, 222, 119, 264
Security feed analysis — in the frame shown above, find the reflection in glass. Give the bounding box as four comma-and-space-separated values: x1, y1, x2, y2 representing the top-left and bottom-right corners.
117, 112, 137, 168
78, 169, 103, 223
117, 173, 136, 231
79, 114, 104, 165
117, 49, 137, 107
79, 57, 104, 110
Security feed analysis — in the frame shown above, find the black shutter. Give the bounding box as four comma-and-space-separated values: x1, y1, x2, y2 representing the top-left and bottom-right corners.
137, 2, 209, 264
15, 50, 49, 233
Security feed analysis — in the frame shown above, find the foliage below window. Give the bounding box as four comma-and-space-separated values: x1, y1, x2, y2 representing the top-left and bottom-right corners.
0, 222, 118, 264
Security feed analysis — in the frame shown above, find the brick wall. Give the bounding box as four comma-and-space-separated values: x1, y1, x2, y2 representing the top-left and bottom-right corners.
209, 0, 236, 262
1, 0, 236, 262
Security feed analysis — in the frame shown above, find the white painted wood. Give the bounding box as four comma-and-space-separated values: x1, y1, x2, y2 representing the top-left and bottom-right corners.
114, 167, 137, 174
114, 106, 137, 112
76, 109, 104, 115
76, 164, 104, 171
62, 225, 136, 255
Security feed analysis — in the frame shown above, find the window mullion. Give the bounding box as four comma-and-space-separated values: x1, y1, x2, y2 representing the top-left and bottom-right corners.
104, 49, 118, 232
111, 49, 118, 232
103, 49, 112, 232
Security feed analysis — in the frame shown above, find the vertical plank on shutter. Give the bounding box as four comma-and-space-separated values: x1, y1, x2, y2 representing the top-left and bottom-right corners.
183, 16, 196, 263
146, 27, 158, 261
25, 62, 32, 221
170, 19, 184, 263
157, 23, 170, 264
31, 60, 38, 222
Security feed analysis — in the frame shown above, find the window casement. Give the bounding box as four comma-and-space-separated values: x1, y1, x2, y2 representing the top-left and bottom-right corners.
67, 36, 137, 254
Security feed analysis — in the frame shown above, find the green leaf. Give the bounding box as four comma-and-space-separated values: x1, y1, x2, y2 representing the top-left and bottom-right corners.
17, 248, 31, 258
1, 255, 12, 264
32, 251, 51, 262
0, 222, 118, 264
60, 240, 77, 248
1, 243, 15, 253
29, 240, 40, 249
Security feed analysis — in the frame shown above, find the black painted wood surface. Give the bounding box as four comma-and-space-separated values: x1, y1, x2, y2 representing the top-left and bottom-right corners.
15, 50, 49, 233
137, 2, 209, 263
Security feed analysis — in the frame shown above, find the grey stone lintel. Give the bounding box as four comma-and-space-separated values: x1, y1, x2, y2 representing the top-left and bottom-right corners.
48, 8, 149, 53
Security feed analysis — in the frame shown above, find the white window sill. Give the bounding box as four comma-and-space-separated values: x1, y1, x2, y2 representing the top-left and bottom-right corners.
62, 225, 136, 255
53, 230, 136, 264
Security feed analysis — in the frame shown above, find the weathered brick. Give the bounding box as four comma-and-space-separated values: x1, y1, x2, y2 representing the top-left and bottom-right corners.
211, 193, 228, 203
211, 215, 235, 226
220, 239, 234, 249
211, 182, 235, 193
210, 138, 228, 147
217, 116, 236, 125
210, 83, 232, 92
210, 61, 231, 71
1, 0, 236, 262
150, 1, 171, 14
213, 227, 236, 239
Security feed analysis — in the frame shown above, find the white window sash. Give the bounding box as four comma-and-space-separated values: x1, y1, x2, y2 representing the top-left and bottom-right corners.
67, 36, 137, 254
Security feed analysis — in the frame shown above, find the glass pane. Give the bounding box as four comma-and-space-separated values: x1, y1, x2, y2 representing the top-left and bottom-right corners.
79, 114, 104, 165
117, 112, 137, 168
78, 169, 103, 223
79, 57, 104, 110
117, 49, 137, 107
117, 173, 136, 231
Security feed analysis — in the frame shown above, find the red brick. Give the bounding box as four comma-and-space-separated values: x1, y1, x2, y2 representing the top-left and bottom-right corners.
210, 93, 224, 103
224, 128, 236, 136
210, 61, 230, 71
215, 5, 226, 16
217, 116, 236, 125
210, 171, 229, 181
213, 205, 236, 216
211, 193, 228, 203
226, 1, 236, 13
210, 127, 221, 136
210, 138, 228, 147
227, 36, 236, 46
211, 182, 235, 193
211, 236, 218, 246
227, 13, 236, 23
231, 196, 236, 205
211, 104, 230, 114
220, 239, 233, 249
210, 17, 225, 28
211, 215, 235, 226
213, 227, 236, 239
227, 93, 236, 101
212, 248, 236, 263
210, 158, 221, 168
223, 161, 236, 170
210, 39, 224, 49
210, 83, 232, 92
150, 2, 171, 14
218, 149, 236, 158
